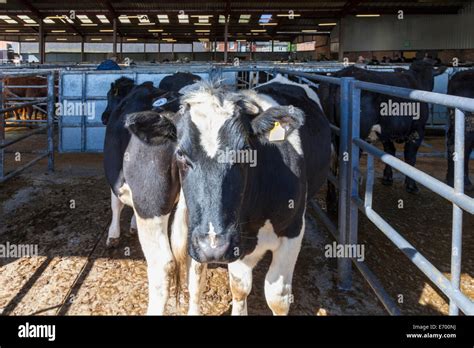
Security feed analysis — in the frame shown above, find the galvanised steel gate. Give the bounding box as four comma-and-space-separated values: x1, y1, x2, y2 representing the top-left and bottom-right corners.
261, 68, 474, 315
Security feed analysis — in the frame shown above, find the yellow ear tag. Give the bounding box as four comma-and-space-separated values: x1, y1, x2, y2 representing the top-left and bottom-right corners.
268, 121, 286, 142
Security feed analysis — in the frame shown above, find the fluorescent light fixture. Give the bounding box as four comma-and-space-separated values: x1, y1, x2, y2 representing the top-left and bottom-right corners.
178, 13, 189, 24
18, 15, 36, 24
138, 14, 150, 23
5, 19, 18, 24
51, 30, 66, 33
5, 29, 19, 32
138, 22, 156, 26
199, 38, 209, 42
251, 29, 266, 32
195, 29, 210, 33
356, 14, 380, 17
119, 15, 131, 24
81, 24, 98, 26
259, 22, 277, 26
100, 29, 114, 32
276, 31, 301, 34
127, 38, 138, 41
0, 15, 11, 19
24, 24, 39, 26
239, 14, 251, 23
56, 38, 67, 41
301, 29, 317, 33
91, 38, 102, 41
148, 29, 163, 32
24, 38, 36, 41
43, 18, 55, 24
77, 15, 92, 24
194, 23, 211, 26
157, 14, 169, 23
259, 14, 272, 24
97, 15, 110, 24
219, 15, 229, 24
276, 13, 301, 17
318, 22, 337, 26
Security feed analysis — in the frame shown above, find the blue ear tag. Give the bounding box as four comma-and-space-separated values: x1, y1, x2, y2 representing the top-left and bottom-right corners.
153, 98, 168, 108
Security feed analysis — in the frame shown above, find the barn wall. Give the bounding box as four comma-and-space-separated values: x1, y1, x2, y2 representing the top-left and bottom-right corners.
341, 6, 474, 52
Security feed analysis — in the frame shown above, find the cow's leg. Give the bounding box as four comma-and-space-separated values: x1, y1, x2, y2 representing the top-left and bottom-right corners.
135, 212, 174, 315
186, 258, 207, 315
106, 190, 124, 248
130, 213, 137, 234
404, 136, 423, 194
228, 249, 265, 315
382, 140, 396, 186
264, 219, 305, 316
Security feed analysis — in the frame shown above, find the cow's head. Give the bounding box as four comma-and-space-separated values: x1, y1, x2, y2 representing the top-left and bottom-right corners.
102, 77, 135, 125
409, 59, 447, 91
155, 82, 304, 263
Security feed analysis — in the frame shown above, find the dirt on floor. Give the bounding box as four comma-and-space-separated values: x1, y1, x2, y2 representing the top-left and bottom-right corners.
0, 130, 472, 315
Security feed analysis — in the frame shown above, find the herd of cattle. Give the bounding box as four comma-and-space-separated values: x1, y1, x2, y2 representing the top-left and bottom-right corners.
99, 60, 473, 315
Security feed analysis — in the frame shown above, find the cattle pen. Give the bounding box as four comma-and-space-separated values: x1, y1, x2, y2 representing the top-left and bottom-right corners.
1, 0, 474, 328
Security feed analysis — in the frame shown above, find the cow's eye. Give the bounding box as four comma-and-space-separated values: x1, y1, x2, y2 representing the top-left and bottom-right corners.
176, 149, 186, 161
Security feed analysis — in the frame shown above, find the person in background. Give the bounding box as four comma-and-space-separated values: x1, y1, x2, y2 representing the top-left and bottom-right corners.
97, 54, 121, 70
357, 55, 366, 64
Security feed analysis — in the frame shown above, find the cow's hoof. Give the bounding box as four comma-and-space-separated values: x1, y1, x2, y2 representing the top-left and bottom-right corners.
129, 227, 137, 235
405, 183, 419, 194
106, 237, 120, 248
381, 177, 393, 186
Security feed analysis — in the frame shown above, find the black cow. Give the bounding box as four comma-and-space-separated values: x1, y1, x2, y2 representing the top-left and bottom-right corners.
132, 74, 331, 315
159, 72, 202, 92
101, 77, 135, 125
319, 60, 446, 194
446, 69, 474, 191
102, 73, 203, 315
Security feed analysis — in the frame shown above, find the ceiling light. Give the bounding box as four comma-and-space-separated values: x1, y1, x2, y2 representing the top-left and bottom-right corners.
100, 29, 114, 32
81, 24, 98, 26
119, 15, 131, 24
157, 14, 169, 23
251, 29, 266, 32
5, 29, 19, 32
318, 22, 337, 26
276, 13, 301, 17
51, 30, 66, 33
97, 15, 110, 24
77, 15, 92, 24
56, 38, 68, 41
356, 14, 380, 17
24, 38, 36, 41
91, 38, 102, 41
148, 29, 163, 32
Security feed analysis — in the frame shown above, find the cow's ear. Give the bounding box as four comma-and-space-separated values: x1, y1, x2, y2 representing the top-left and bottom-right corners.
250, 106, 305, 143
125, 111, 176, 146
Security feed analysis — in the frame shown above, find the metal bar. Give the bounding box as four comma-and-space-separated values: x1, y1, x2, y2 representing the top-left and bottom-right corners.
0, 99, 48, 114
0, 152, 48, 184
47, 72, 55, 172
449, 108, 465, 315
353, 80, 474, 113
353, 197, 474, 315
352, 260, 402, 316
337, 77, 353, 290
365, 154, 374, 208
353, 138, 474, 214
0, 126, 46, 149
345, 81, 362, 290
4, 85, 48, 89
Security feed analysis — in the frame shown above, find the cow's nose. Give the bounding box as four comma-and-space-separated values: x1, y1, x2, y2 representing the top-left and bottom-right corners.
195, 232, 235, 263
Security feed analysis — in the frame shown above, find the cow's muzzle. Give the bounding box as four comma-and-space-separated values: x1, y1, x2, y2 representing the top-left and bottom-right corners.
190, 232, 240, 264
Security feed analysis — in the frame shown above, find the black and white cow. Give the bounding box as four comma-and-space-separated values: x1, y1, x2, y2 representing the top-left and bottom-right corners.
136, 75, 331, 315
103, 73, 203, 314
319, 59, 446, 194
446, 69, 474, 191
103, 73, 200, 247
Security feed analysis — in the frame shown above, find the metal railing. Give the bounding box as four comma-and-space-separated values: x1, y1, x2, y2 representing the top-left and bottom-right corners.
0, 70, 55, 183
264, 68, 473, 315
